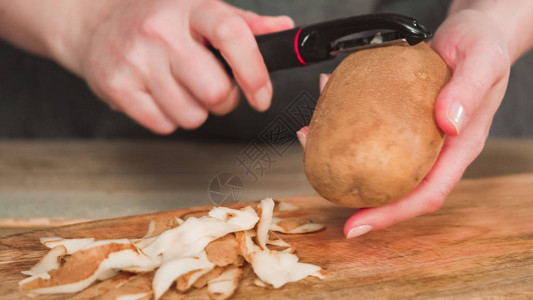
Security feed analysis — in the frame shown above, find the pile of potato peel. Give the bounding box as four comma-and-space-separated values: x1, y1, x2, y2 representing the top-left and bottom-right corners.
19, 198, 327, 299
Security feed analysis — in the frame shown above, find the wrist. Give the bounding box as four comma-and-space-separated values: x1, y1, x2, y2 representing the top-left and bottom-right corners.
46, 0, 122, 77
0, 0, 77, 61
449, 0, 533, 63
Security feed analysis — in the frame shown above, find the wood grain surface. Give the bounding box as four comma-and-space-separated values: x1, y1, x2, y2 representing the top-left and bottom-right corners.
1, 174, 533, 299
2, 139, 533, 222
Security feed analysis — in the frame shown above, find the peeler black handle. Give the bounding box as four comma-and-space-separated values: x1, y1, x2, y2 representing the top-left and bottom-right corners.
209, 13, 432, 74
209, 27, 303, 74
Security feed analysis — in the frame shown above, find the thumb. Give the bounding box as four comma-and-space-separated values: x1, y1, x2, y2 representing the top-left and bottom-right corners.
434, 42, 509, 136
319, 73, 331, 92
296, 126, 309, 148
296, 73, 331, 148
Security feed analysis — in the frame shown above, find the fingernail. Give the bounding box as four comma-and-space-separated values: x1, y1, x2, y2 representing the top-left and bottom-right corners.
447, 101, 465, 134
277, 15, 295, 28
346, 225, 372, 239
318, 73, 327, 92
254, 84, 272, 112
296, 130, 307, 148
319, 73, 329, 92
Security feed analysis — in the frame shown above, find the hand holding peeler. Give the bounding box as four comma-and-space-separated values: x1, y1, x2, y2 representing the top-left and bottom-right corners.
210, 13, 432, 73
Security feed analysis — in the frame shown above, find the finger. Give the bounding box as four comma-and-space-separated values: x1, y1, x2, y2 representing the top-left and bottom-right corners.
319, 73, 331, 92
343, 55, 510, 239
344, 138, 465, 238
434, 41, 510, 136
232, 9, 294, 35
147, 64, 209, 130
296, 73, 330, 148
343, 84, 502, 239
209, 84, 240, 116
170, 40, 236, 110
117, 90, 177, 134
297, 126, 309, 148
87, 66, 177, 134
191, 2, 272, 112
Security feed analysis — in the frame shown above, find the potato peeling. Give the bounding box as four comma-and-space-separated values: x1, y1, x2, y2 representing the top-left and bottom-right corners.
40, 237, 95, 254
207, 265, 242, 300
270, 218, 326, 234
69, 273, 135, 299
205, 234, 240, 267
20, 240, 160, 294
273, 200, 298, 212
255, 198, 275, 249
248, 250, 324, 289
21, 245, 67, 277
176, 267, 213, 292
152, 253, 214, 299
20, 198, 327, 299
96, 273, 153, 300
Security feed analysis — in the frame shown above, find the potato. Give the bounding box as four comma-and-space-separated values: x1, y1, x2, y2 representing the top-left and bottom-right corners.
304, 42, 451, 208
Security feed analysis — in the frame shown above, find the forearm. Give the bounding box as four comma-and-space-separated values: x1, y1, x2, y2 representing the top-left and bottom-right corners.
0, 1, 119, 75
449, 0, 533, 63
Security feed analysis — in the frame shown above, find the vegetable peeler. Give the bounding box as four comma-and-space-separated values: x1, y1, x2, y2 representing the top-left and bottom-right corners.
210, 13, 432, 73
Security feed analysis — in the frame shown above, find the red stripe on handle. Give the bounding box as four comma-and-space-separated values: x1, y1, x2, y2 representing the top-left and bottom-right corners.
294, 27, 306, 65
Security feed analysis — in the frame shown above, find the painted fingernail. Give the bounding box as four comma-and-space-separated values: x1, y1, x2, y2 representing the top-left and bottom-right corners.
448, 101, 465, 134
254, 84, 272, 112
346, 225, 372, 239
319, 73, 329, 92
297, 130, 307, 148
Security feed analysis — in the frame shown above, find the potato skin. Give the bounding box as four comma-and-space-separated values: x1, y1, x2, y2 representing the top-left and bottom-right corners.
304, 42, 451, 208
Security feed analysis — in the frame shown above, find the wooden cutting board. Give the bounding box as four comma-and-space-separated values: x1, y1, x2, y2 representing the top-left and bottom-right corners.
1, 174, 532, 299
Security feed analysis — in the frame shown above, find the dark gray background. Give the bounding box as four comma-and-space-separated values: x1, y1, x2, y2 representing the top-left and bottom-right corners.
0, 0, 531, 140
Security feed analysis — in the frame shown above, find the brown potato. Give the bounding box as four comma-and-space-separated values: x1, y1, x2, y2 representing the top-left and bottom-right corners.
304, 42, 451, 207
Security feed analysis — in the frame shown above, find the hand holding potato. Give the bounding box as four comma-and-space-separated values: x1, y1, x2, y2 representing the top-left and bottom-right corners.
298, 2, 533, 238
0, 0, 294, 134
304, 43, 450, 209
